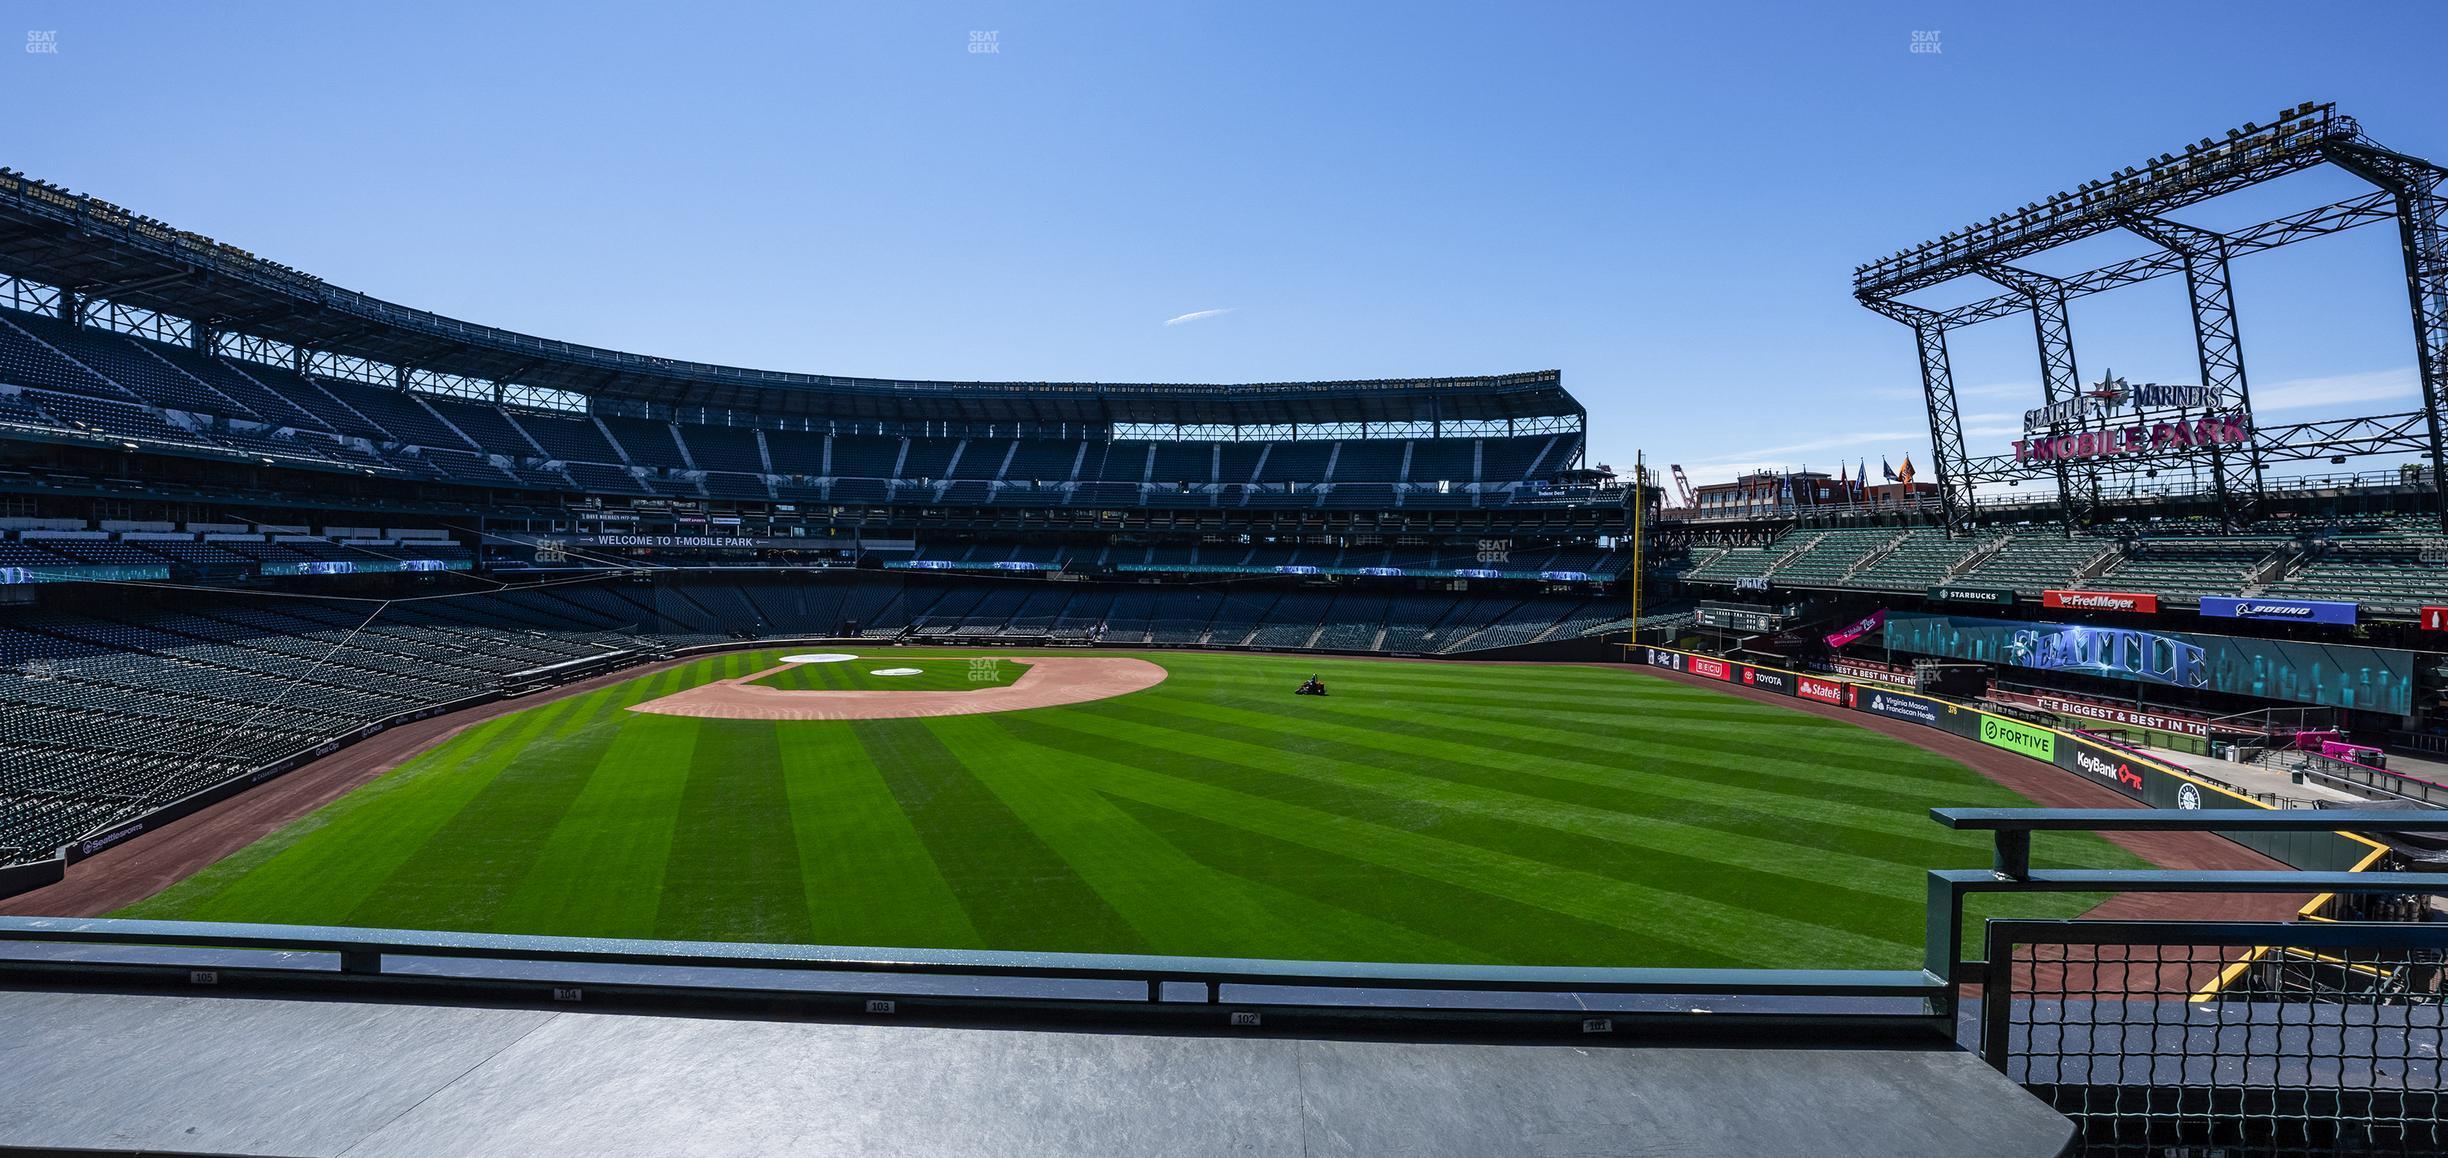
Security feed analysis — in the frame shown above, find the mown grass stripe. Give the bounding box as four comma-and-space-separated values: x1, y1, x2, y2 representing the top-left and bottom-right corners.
1076, 763, 1772, 967
340, 684, 641, 930
1101, 791, 1691, 967
1069, 696, 1966, 880
995, 711, 1919, 956
856, 719, 1149, 954
776, 724, 984, 949
491, 711, 700, 936
141, 693, 598, 925
921, 715, 1475, 963
1131, 698, 1992, 872
653, 720, 816, 943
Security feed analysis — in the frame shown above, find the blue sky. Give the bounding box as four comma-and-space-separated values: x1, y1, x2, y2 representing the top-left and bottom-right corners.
1, 2, 2440, 485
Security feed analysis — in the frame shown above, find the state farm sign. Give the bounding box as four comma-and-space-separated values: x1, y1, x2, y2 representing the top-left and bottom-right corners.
1798, 677, 1847, 704
2042, 589, 2160, 614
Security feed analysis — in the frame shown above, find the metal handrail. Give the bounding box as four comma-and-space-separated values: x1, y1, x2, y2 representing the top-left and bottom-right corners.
0, 915, 1937, 1009
3, 808, 2439, 1031
1933, 807, 2448, 833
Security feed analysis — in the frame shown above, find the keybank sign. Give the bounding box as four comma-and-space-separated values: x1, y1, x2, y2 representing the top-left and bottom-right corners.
2075, 749, 2145, 791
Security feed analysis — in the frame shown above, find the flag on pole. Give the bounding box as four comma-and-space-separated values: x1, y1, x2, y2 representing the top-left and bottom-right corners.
1882, 457, 1898, 482
1857, 460, 1869, 491
1898, 455, 1917, 484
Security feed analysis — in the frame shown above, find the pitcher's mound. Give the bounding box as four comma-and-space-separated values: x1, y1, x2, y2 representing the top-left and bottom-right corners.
627, 656, 1168, 721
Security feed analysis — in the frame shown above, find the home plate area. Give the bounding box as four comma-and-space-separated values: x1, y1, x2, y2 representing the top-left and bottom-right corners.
625, 655, 1169, 720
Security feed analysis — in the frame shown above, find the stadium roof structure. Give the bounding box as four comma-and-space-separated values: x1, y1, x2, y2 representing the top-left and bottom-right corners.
0, 171, 1577, 430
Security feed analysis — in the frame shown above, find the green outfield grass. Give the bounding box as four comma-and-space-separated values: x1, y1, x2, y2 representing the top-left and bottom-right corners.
121, 649, 2144, 968
748, 654, 1027, 692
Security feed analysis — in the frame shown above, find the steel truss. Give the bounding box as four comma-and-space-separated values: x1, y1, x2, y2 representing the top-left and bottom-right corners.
1854, 104, 2448, 534
1859, 297, 1976, 530
2115, 213, 2262, 526
1979, 263, 2095, 530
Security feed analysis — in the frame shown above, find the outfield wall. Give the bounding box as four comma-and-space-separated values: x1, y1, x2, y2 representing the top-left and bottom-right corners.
1632, 645, 2382, 875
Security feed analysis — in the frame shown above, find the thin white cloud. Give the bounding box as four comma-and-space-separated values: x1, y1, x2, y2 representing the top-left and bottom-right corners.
2247, 367, 2419, 413
1677, 429, 1929, 484
1163, 308, 1234, 326
1864, 381, 2029, 403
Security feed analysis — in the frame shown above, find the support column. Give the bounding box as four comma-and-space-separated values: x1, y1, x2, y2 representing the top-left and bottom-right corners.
1981, 264, 2093, 533
2324, 141, 2448, 533
1863, 297, 1976, 536
2121, 214, 2264, 529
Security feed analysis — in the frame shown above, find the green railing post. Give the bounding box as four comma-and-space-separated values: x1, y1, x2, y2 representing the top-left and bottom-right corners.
1993, 829, 2031, 881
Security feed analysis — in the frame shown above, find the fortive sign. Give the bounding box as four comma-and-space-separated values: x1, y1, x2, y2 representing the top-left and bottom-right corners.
1979, 715, 2058, 761
2043, 589, 2159, 614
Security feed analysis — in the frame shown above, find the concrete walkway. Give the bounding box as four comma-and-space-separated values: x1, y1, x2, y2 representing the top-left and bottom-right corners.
0, 989, 2073, 1157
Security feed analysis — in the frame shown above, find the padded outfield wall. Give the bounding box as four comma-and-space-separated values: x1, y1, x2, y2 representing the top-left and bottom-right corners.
1634, 646, 2382, 875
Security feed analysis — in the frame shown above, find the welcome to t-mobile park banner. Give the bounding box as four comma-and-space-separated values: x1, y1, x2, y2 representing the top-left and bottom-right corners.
1823, 609, 1886, 650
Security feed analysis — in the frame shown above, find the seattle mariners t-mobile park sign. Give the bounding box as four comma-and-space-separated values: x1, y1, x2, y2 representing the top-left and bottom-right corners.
2012, 373, 2251, 465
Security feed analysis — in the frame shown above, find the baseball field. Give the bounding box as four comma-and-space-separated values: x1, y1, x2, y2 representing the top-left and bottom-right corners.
118, 649, 2141, 967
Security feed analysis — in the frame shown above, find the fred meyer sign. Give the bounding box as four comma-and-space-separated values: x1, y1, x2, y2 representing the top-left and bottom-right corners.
2042, 589, 2159, 614
1929, 585, 2015, 607
2199, 596, 2358, 626
1979, 715, 2058, 761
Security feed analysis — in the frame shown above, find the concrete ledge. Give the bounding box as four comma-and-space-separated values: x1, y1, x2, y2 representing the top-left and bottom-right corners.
0, 989, 2071, 1157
